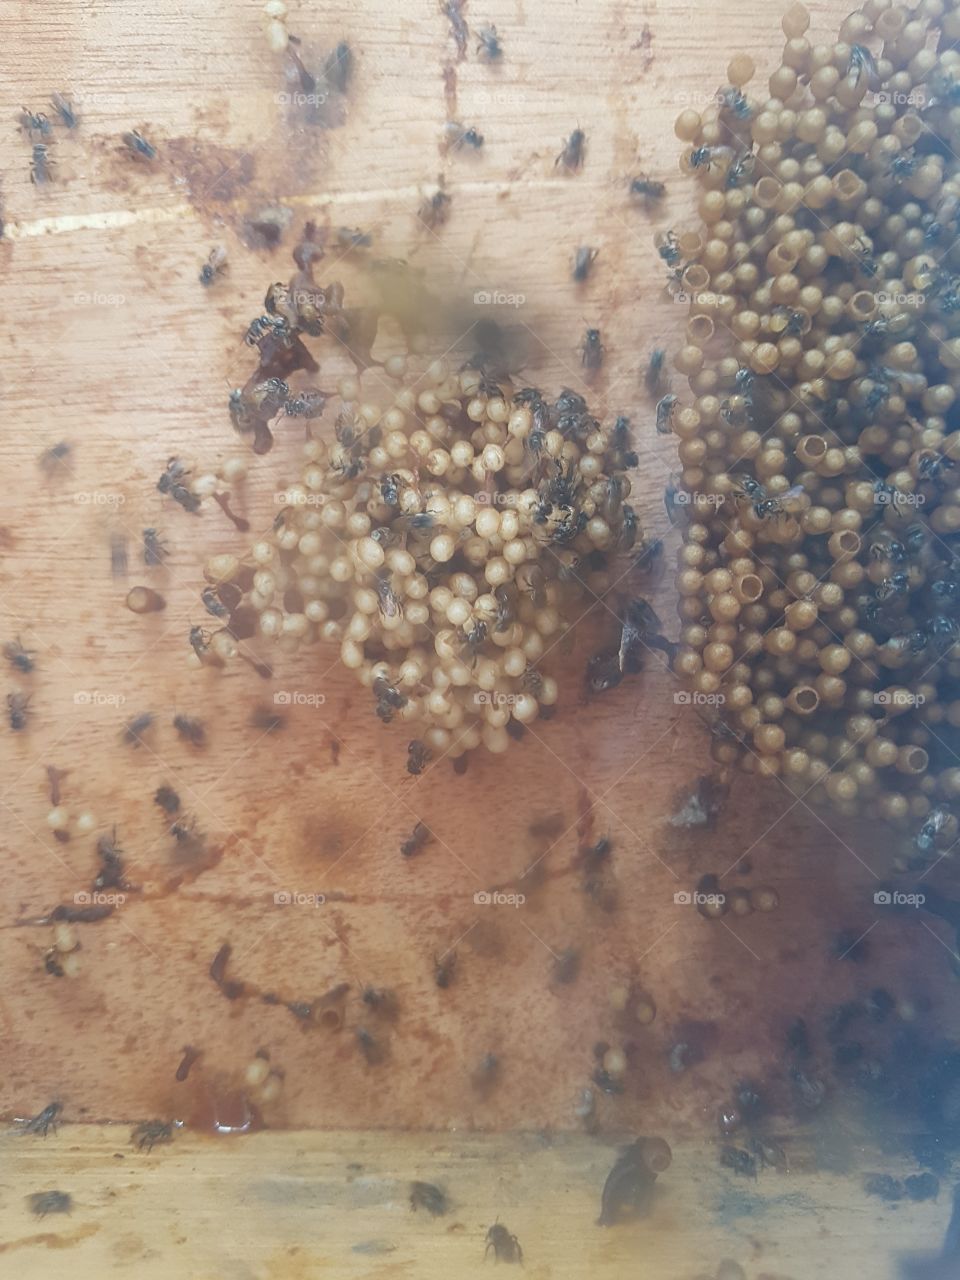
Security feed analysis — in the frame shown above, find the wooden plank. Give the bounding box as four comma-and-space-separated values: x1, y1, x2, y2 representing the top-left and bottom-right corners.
2, 1129, 948, 1279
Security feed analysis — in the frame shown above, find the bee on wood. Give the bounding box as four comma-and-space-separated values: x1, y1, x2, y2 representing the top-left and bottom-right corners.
407, 740, 431, 775
476, 23, 502, 60
556, 127, 586, 171
249, 704, 286, 732
630, 175, 665, 200
30, 143, 55, 185
173, 714, 206, 747
597, 1139, 670, 1225
201, 586, 232, 621
573, 246, 599, 282
131, 1120, 174, 1151
122, 129, 157, 160
400, 821, 431, 857
4, 637, 35, 674
655, 392, 678, 434
645, 348, 667, 395
175, 1045, 201, 1082
154, 785, 181, 814
199, 245, 228, 287
751, 1136, 787, 1171
410, 1181, 448, 1215
442, 0, 469, 58
485, 1222, 523, 1263
324, 41, 353, 94
552, 947, 580, 985
434, 949, 456, 988
142, 528, 169, 566
21, 1101, 62, 1137
356, 1027, 384, 1065
7, 691, 30, 731
122, 712, 154, 747
94, 828, 127, 891
337, 226, 372, 250
19, 107, 52, 138
656, 230, 681, 267
157, 457, 201, 514
445, 121, 484, 149
720, 1145, 757, 1179
580, 327, 604, 370
50, 93, 78, 129
38, 441, 72, 474
419, 185, 451, 229
28, 1191, 71, 1217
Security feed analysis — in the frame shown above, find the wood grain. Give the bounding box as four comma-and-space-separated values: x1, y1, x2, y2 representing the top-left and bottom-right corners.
0, 0, 953, 1274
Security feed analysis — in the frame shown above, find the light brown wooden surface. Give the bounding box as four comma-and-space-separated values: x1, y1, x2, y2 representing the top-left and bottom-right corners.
0, 0, 955, 1275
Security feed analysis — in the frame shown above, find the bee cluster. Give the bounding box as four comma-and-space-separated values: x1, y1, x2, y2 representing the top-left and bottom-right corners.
666, 0, 960, 847
214, 232, 644, 766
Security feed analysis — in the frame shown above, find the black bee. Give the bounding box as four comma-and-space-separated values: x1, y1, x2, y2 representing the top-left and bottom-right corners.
373, 675, 407, 723
400, 821, 431, 857
173, 714, 206, 747
719, 86, 752, 119
485, 1223, 523, 1264
725, 152, 755, 188
21, 1101, 62, 1136
283, 389, 329, 419
199, 245, 228, 286
30, 143, 54, 185
513, 386, 544, 407
919, 452, 956, 484
375, 572, 402, 622
4, 638, 35, 674
848, 43, 879, 91
634, 536, 663, 572
580, 327, 604, 370
131, 1120, 174, 1151
324, 40, 353, 93
875, 572, 909, 601
689, 145, 715, 169
122, 129, 157, 160
154, 785, 181, 815
50, 93, 78, 129
189, 626, 211, 659
410, 1181, 448, 1215
916, 805, 955, 855
556, 128, 586, 171
380, 474, 402, 506
655, 393, 677, 434
573, 246, 599, 282
200, 586, 229, 620
720, 1145, 758, 1179
19, 107, 51, 138
889, 150, 918, 182
645, 348, 667, 395
630, 175, 665, 200
434, 950, 456, 988
7, 692, 30, 731
143, 528, 169, 566
446, 121, 484, 149
656, 230, 681, 267
28, 1191, 71, 1218
157, 458, 200, 514
38, 440, 73, 474
419, 187, 451, 229
407, 740, 429, 775
337, 226, 373, 249
94, 828, 126, 891
244, 314, 283, 347
476, 23, 502, 60
122, 712, 154, 747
